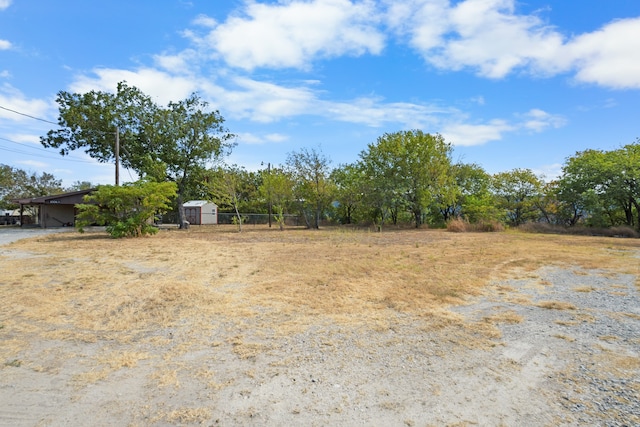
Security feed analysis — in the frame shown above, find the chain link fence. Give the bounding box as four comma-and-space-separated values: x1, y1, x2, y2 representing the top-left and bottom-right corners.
217, 213, 302, 226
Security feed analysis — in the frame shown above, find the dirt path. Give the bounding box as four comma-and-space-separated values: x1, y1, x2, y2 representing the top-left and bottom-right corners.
0, 234, 638, 426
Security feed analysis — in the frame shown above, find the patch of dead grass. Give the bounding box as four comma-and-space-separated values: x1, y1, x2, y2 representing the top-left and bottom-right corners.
482, 310, 524, 325
1, 226, 637, 366
536, 301, 577, 311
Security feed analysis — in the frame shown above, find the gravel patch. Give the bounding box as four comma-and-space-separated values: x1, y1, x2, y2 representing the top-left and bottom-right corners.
454, 265, 640, 426
0, 233, 638, 426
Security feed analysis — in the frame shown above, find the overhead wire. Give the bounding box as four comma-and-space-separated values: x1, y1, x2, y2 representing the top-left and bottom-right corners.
0, 104, 117, 164
0, 104, 59, 126
0, 136, 96, 164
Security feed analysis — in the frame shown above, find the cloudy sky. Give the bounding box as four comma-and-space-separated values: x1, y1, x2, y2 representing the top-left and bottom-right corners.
1, 0, 639, 186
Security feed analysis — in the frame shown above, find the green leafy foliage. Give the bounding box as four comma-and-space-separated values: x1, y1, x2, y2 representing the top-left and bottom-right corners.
491, 168, 544, 226
41, 82, 235, 229
0, 164, 64, 209
205, 165, 249, 231
259, 167, 295, 230
286, 147, 334, 229
358, 130, 453, 228
558, 141, 640, 230
76, 180, 177, 238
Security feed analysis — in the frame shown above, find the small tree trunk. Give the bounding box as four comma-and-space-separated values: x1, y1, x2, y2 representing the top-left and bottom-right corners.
234, 203, 242, 232
177, 193, 189, 229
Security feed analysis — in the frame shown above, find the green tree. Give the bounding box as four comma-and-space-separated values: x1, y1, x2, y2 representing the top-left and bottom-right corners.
41, 82, 155, 165
359, 130, 452, 228
41, 82, 234, 229
491, 168, 544, 226
435, 163, 497, 224
76, 180, 176, 238
558, 142, 640, 230
330, 163, 365, 225
138, 94, 235, 228
286, 147, 334, 229
66, 181, 94, 192
206, 165, 248, 231
258, 167, 294, 230
0, 165, 64, 209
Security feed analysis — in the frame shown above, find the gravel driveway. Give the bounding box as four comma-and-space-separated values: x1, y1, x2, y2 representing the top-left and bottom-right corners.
0, 227, 75, 246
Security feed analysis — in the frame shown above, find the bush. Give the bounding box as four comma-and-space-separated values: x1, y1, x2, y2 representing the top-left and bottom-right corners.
446, 218, 504, 233
516, 223, 639, 238
446, 218, 468, 232
76, 180, 177, 238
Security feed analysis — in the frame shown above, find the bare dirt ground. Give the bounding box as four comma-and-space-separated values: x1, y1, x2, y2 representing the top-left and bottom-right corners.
0, 226, 638, 426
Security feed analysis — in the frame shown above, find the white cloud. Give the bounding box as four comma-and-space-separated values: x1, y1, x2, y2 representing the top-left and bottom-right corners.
323, 96, 451, 128
0, 0, 11, 11
385, 0, 640, 89
220, 76, 318, 122
203, 0, 384, 70
236, 132, 290, 145
6, 133, 40, 144
0, 40, 12, 50
17, 159, 48, 169
153, 49, 199, 75
192, 14, 217, 28
533, 163, 563, 182
441, 119, 514, 146
388, 0, 564, 78
70, 68, 201, 105
0, 84, 53, 123
565, 17, 640, 89
265, 133, 288, 142
520, 109, 566, 132
440, 108, 566, 147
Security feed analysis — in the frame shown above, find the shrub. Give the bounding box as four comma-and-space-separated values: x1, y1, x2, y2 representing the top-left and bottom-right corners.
517, 223, 639, 238
446, 218, 504, 233
446, 218, 468, 232
76, 180, 177, 238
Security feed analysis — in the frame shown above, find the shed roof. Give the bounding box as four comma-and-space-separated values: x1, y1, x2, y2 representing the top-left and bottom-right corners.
184, 200, 216, 207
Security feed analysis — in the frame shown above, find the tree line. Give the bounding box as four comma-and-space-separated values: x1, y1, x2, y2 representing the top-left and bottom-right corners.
1, 82, 638, 235
205, 133, 640, 234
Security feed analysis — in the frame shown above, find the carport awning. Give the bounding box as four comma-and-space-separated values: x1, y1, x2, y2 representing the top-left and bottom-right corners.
12, 189, 95, 206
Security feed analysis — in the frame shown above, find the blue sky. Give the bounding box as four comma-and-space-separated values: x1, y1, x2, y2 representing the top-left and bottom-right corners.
1, 0, 639, 187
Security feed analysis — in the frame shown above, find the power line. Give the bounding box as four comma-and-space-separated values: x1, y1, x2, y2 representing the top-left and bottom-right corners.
0, 146, 96, 164
0, 136, 96, 164
0, 104, 116, 135
0, 104, 59, 126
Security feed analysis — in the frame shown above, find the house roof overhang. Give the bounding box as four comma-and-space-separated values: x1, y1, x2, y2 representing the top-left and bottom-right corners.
13, 189, 95, 206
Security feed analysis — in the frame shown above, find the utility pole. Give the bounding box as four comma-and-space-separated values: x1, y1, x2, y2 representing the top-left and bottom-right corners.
115, 128, 120, 186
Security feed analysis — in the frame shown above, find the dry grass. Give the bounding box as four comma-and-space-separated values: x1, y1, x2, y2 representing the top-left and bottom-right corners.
536, 301, 578, 310
1, 226, 638, 366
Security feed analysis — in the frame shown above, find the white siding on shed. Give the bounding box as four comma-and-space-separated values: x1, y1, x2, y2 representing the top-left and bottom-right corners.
184, 200, 218, 225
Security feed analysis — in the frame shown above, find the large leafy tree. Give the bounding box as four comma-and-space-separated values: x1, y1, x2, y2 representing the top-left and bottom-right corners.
41, 82, 155, 165
331, 163, 365, 225
41, 82, 234, 229
491, 168, 544, 226
558, 141, 640, 230
359, 130, 452, 228
286, 147, 334, 229
136, 94, 235, 228
0, 164, 64, 209
258, 167, 295, 230
435, 163, 496, 224
205, 165, 255, 231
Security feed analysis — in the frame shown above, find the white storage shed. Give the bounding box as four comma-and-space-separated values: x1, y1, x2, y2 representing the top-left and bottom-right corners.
184, 200, 218, 225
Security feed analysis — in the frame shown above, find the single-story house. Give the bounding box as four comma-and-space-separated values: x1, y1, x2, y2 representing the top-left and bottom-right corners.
13, 189, 94, 228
